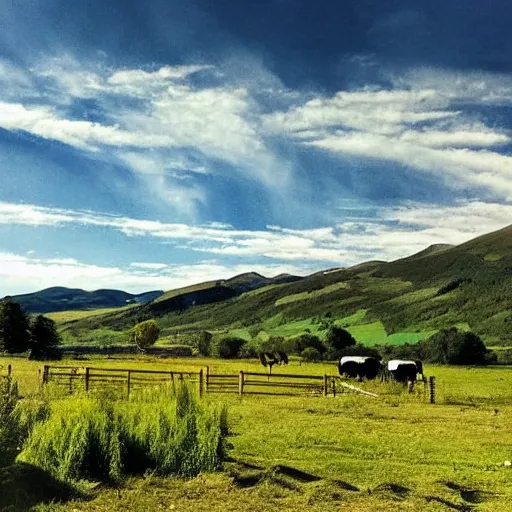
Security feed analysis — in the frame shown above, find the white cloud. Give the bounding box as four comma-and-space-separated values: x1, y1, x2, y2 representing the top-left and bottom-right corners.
263, 88, 456, 137
0, 102, 174, 151
0, 59, 290, 193
130, 262, 169, 270
2, 201, 512, 269
308, 132, 512, 199
393, 68, 512, 104
0, 252, 308, 296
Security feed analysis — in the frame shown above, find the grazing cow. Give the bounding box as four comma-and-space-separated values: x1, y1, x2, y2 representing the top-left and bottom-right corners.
338, 356, 381, 380
387, 360, 423, 383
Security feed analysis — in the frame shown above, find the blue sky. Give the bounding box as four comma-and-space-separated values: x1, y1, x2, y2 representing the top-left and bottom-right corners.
2, 0, 512, 295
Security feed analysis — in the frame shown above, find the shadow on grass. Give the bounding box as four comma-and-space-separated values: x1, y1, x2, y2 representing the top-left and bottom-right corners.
373, 482, 411, 499
0, 462, 85, 512
440, 481, 494, 504
425, 495, 472, 511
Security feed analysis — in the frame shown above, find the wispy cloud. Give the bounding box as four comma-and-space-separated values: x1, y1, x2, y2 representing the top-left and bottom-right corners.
264, 70, 512, 198
1, 201, 511, 266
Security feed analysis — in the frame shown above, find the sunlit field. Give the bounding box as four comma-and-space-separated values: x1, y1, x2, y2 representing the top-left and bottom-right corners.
2, 355, 512, 511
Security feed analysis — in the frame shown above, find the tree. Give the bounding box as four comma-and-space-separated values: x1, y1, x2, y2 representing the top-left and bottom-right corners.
215, 337, 246, 359
0, 299, 30, 353
29, 315, 62, 360
197, 331, 213, 356
421, 328, 489, 365
325, 325, 356, 359
133, 320, 160, 351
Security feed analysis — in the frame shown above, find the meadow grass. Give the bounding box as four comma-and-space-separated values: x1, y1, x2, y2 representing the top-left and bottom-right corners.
346, 321, 388, 344
3, 355, 512, 511
47, 305, 137, 324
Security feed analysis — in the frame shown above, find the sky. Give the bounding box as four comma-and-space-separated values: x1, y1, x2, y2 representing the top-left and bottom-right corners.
2, 0, 512, 295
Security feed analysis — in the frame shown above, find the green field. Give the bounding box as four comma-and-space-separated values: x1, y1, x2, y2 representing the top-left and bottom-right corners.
2, 355, 512, 511
45, 305, 137, 324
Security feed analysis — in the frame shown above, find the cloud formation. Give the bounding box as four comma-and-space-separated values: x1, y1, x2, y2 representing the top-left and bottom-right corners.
1, 201, 511, 268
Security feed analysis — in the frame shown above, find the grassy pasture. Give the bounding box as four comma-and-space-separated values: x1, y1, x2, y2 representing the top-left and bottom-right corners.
4, 355, 512, 511
46, 305, 137, 324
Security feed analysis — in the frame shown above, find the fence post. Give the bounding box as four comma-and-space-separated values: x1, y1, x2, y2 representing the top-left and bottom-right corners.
7, 364, 11, 378
429, 376, 436, 404
170, 372, 175, 393
423, 377, 428, 402
85, 367, 90, 392
331, 377, 336, 398
239, 371, 245, 396
42, 365, 49, 385
199, 369, 204, 398
205, 366, 209, 393
323, 375, 328, 397
127, 370, 131, 398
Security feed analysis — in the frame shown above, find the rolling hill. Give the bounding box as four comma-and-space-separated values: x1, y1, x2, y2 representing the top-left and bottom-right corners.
4, 287, 164, 313
32, 223, 512, 347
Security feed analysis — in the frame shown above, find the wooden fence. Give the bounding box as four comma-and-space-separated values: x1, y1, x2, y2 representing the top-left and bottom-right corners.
39, 365, 437, 402
42, 365, 204, 397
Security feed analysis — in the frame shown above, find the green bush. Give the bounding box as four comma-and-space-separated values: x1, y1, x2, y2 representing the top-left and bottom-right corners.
197, 331, 213, 356
18, 384, 229, 483
215, 337, 246, 359
287, 334, 326, 355
420, 328, 490, 365
301, 347, 322, 362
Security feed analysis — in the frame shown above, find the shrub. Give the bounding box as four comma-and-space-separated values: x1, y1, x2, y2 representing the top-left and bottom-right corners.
420, 328, 490, 365
133, 320, 160, 351
287, 334, 326, 355
301, 347, 322, 362
197, 331, 213, 356
18, 384, 228, 483
215, 337, 246, 359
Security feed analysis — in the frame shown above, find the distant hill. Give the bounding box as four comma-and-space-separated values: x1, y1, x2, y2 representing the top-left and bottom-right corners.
4, 287, 164, 313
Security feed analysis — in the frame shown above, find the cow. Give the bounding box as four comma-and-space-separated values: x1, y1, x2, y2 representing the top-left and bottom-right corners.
387, 360, 424, 384
338, 356, 381, 381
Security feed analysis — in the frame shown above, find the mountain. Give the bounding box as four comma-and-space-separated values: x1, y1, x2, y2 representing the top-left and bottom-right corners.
49, 223, 512, 347
4, 287, 164, 313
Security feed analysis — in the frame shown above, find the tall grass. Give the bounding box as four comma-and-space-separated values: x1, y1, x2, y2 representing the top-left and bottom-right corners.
0, 377, 20, 466
18, 384, 229, 483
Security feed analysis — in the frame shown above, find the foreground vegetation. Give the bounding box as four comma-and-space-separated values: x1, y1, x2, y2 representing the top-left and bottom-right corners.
1, 355, 512, 510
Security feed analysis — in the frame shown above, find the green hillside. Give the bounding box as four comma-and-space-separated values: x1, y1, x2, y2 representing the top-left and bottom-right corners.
54, 224, 512, 347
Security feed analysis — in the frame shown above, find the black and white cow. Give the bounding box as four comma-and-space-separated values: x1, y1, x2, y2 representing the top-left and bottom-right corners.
338, 356, 381, 380
387, 360, 424, 383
